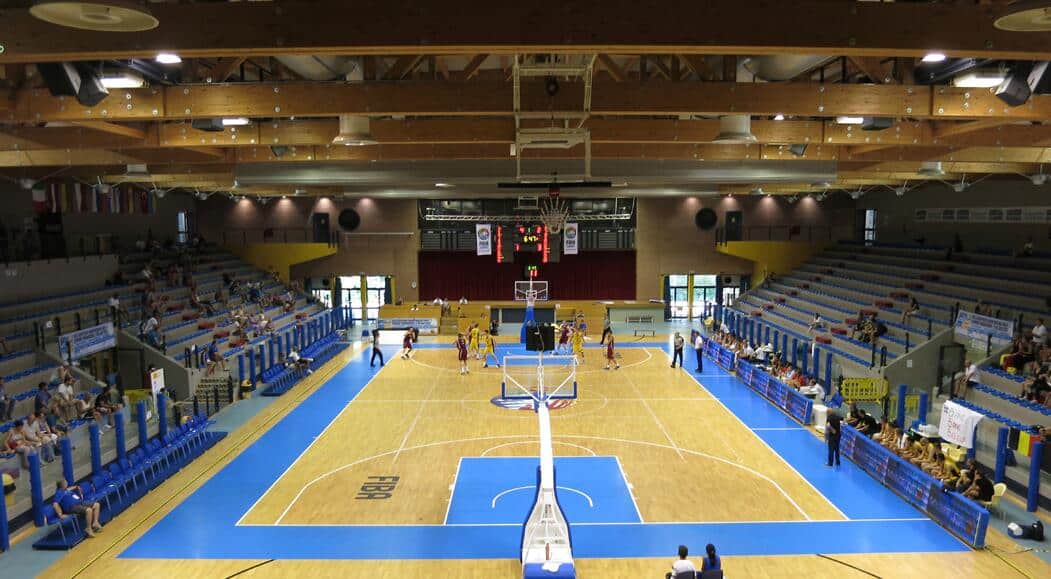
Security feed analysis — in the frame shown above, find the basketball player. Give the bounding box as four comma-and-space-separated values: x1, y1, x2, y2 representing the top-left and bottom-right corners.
455, 333, 469, 374
557, 322, 571, 354
401, 329, 414, 360
468, 323, 481, 360
604, 333, 620, 370
481, 331, 500, 368
571, 326, 585, 363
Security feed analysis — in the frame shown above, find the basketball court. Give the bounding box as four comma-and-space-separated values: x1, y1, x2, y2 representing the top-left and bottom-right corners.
37, 326, 1048, 578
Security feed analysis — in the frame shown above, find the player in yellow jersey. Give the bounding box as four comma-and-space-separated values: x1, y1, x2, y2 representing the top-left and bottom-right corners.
481, 331, 500, 368
468, 323, 481, 359
571, 327, 584, 364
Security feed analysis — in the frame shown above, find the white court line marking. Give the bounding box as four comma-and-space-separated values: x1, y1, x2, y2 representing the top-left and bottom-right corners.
491, 485, 594, 508
274, 432, 812, 525
480, 440, 597, 457
621, 348, 685, 462
683, 353, 849, 521
235, 347, 372, 527
237, 516, 929, 528
751, 427, 806, 431
614, 455, 645, 523
392, 378, 439, 464
408, 347, 652, 375
443, 457, 463, 525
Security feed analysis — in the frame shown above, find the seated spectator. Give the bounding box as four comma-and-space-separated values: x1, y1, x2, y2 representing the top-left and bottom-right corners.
1020, 236, 1034, 258
1022, 374, 1050, 404
26, 411, 58, 461
963, 469, 995, 502
921, 449, 946, 476
701, 543, 721, 574
938, 455, 961, 486
141, 314, 162, 348
799, 378, 826, 403
52, 479, 102, 537
808, 312, 826, 333
857, 411, 880, 437
953, 359, 977, 398
1033, 318, 1048, 348
34, 382, 51, 415
0, 334, 8, 355
901, 297, 920, 325
874, 415, 892, 441
665, 544, 696, 579
205, 340, 227, 375
0, 377, 15, 421
909, 438, 935, 467
4, 419, 41, 467
740, 343, 756, 361
954, 458, 978, 492
55, 376, 90, 421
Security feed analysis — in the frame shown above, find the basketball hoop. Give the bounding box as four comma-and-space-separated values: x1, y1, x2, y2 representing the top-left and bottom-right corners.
539, 196, 571, 234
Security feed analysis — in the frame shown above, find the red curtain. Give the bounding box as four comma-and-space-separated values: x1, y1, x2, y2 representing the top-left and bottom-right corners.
418, 251, 636, 300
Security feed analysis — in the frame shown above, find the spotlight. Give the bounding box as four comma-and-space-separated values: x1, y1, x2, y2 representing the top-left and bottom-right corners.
544, 76, 560, 97
221, 117, 251, 127
995, 61, 1049, 107
773, 114, 785, 121
1031, 173, 1048, 186
156, 53, 182, 65
952, 181, 969, 193
953, 69, 1007, 88
922, 52, 947, 63
835, 116, 864, 125
849, 189, 865, 200
894, 185, 909, 197
151, 187, 166, 198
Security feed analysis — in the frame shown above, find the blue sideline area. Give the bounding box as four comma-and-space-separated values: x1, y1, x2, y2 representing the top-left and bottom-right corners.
119, 343, 967, 560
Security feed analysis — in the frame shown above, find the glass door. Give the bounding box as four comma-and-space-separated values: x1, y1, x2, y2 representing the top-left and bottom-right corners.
364, 275, 389, 321
668, 274, 690, 319
340, 275, 364, 322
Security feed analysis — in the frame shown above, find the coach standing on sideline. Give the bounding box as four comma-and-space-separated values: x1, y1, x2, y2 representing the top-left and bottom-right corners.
671, 332, 685, 368
693, 330, 704, 373
826, 412, 842, 467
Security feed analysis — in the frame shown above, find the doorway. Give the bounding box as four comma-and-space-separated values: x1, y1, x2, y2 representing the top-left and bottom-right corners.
312, 212, 331, 243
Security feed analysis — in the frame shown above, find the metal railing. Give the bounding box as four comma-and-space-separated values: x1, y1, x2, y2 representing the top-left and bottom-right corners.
219, 228, 338, 246
715, 225, 835, 244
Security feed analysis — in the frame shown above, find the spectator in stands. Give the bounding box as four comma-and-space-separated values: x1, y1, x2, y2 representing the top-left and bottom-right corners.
909, 438, 935, 467
94, 384, 121, 425
921, 449, 946, 477
5, 420, 40, 467
140, 263, 153, 282
825, 412, 842, 467
108, 293, 128, 326
34, 382, 51, 415
901, 297, 920, 325
1022, 373, 1050, 404
1020, 236, 1035, 258
974, 299, 993, 317
701, 543, 721, 574
953, 359, 978, 398
800, 378, 825, 402
808, 312, 825, 333
963, 469, 994, 502
665, 544, 696, 579
740, 342, 756, 362
857, 411, 880, 437
52, 479, 102, 537
0, 377, 14, 421
0, 333, 9, 355
954, 459, 978, 492
1033, 318, 1047, 347
141, 314, 161, 349
25, 411, 57, 462
56, 375, 90, 421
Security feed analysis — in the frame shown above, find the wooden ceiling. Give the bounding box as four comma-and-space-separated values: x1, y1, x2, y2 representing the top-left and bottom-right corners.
0, 0, 1048, 197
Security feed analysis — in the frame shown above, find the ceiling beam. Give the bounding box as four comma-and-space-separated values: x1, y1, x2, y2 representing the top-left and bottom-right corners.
70, 121, 146, 141
383, 55, 426, 80
932, 119, 1012, 140
596, 54, 626, 82
848, 57, 897, 84
13, 81, 1051, 123
455, 54, 488, 81
207, 57, 248, 83
680, 55, 714, 81
4, 1, 1047, 63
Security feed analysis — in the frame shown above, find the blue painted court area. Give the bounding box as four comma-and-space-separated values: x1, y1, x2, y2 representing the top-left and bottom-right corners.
119, 341, 968, 561
447, 457, 641, 524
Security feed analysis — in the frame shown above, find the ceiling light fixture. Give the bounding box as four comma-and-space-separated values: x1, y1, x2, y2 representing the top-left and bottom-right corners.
29, 0, 159, 32
952, 69, 1007, 88
993, 1, 1051, 32
922, 52, 947, 63
713, 115, 758, 144
221, 117, 251, 127
434, 182, 454, 189
155, 52, 182, 65
835, 116, 865, 125
773, 114, 785, 121
99, 70, 144, 88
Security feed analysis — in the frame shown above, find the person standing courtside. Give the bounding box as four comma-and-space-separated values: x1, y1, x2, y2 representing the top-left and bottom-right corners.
671, 332, 685, 368
694, 331, 704, 373
370, 329, 384, 368
826, 412, 842, 467
600, 314, 612, 345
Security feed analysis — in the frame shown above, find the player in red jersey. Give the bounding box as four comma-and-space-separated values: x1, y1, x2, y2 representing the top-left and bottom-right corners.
556, 322, 571, 354
401, 329, 414, 360
604, 332, 620, 370
455, 333, 469, 374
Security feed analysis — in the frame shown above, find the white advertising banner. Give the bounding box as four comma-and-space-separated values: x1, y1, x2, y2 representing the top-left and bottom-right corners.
379, 317, 440, 335
57, 322, 116, 361
954, 310, 1014, 351
563, 222, 579, 255
476, 224, 492, 256
939, 400, 984, 448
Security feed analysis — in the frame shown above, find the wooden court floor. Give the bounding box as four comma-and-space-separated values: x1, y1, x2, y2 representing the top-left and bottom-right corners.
37, 338, 1051, 579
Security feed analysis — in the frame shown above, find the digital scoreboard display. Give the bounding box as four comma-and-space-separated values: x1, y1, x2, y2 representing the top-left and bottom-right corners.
496, 224, 552, 264
514, 225, 545, 253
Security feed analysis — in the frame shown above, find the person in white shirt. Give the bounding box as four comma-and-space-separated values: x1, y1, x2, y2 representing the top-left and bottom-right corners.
693, 332, 704, 372
800, 379, 826, 402
1032, 318, 1047, 346
742, 344, 756, 360
459, 296, 468, 305
720, 321, 730, 334
954, 359, 978, 398
286, 349, 314, 374
808, 312, 825, 333
666, 545, 696, 579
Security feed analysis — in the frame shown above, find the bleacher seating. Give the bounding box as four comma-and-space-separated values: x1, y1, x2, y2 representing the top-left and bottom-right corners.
260, 332, 347, 397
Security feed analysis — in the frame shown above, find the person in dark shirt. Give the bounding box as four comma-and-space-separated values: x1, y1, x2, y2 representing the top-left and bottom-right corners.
826, 413, 842, 467
964, 469, 995, 502
859, 412, 880, 437
34, 382, 51, 414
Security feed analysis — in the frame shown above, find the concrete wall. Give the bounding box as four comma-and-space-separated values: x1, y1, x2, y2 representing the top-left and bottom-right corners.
0, 254, 119, 303
228, 243, 338, 283
198, 195, 420, 302
855, 179, 1051, 252
717, 240, 832, 286
635, 195, 853, 299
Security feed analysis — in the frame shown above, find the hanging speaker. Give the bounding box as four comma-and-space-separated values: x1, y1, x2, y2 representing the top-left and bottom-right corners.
695, 208, 718, 230
337, 208, 361, 231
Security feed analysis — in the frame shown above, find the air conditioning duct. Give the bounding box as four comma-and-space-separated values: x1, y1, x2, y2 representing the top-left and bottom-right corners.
332, 115, 377, 146
712, 115, 757, 144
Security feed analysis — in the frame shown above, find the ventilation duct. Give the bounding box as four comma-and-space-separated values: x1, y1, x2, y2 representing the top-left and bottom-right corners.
739, 55, 836, 82
712, 115, 757, 144
918, 161, 946, 177
332, 115, 377, 146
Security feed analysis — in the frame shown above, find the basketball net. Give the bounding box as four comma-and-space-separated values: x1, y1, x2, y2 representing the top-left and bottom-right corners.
526, 289, 537, 308
539, 196, 570, 234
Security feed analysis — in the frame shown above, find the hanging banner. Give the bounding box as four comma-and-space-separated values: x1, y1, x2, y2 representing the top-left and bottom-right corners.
939, 400, 984, 448
57, 322, 116, 361
954, 310, 1014, 351
476, 223, 492, 256
563, 222, 579, 255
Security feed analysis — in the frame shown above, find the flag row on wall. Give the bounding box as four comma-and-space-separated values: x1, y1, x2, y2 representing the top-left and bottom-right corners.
31, 182, 158, 216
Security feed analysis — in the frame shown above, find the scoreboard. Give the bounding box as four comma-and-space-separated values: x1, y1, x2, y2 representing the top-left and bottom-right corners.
495, 224, 560, 266
514, 224, 545, 253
